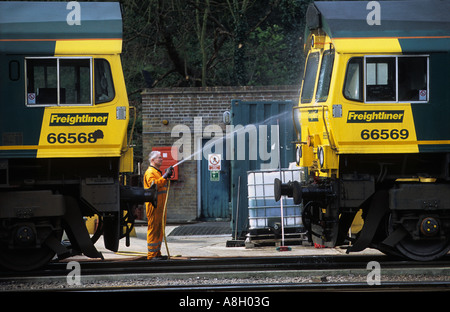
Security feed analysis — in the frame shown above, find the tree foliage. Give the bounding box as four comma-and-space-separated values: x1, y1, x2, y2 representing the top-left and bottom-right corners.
120, 0, 313, 93
119, 0, 313, 163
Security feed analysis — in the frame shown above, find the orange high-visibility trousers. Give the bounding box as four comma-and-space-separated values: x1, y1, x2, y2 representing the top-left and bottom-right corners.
144, 166, 168, 259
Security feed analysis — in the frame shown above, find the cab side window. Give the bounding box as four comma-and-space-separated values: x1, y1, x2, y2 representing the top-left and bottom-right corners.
60, 58, 91, 105
301, 52, 319, 104
26, 58, 58, 105
365, 57, 396, 102
25, 57, 92, 106
94, 59, 115, 104
343, 55, 429, 103
398, 56, 428, 102
315, 50, 335, 102
343, 57, 363, 102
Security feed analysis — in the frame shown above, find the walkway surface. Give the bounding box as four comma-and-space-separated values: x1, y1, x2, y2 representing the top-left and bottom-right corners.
67, 222, 382, 261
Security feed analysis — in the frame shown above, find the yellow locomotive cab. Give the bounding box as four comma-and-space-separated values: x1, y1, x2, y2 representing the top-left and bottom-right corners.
277, 1, 450, 261
0, 2, 155, 271
35, 55, 130, 161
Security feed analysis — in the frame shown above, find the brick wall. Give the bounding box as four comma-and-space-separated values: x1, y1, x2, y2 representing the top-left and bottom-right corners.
141, 85, 299, 222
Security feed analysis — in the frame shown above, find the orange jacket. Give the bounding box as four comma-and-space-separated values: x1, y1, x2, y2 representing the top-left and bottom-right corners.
143, 166, 168, 258
144, 166, 168, 199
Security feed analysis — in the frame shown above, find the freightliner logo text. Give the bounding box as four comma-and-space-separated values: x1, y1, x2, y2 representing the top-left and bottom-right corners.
49, 113, 108, 126
347, 110, 404, 123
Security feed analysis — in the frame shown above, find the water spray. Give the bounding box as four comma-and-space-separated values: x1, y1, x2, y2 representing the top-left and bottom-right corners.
170, 110, 290, 168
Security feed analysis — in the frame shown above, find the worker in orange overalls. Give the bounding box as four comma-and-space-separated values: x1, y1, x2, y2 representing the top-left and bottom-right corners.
143, 151, 173, 260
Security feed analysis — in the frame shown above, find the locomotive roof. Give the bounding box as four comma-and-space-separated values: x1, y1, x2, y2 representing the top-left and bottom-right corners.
0, 1, 122, 54
308, 0, 450, 52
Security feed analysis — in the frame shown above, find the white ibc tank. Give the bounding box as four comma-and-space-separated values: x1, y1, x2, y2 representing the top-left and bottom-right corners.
247, 169, 303, 230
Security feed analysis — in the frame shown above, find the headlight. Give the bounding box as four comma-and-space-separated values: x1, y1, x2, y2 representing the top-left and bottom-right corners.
296, 145, 302, 165
318, 146, 324, 168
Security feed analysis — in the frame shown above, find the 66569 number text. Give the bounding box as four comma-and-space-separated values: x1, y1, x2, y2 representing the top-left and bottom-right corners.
361, 129, 409, 140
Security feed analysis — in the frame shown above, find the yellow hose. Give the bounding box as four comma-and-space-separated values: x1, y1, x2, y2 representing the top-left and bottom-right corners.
162, 179, 171, 259
115, 251, 147, 257
115, 179, 172, 259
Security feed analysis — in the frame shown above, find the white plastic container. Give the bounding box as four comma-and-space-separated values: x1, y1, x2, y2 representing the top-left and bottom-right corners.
247, 169, 303, 230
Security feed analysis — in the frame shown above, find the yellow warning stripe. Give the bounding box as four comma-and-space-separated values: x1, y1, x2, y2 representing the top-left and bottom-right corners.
0, 145, 38, 150
339, 140, 450, 146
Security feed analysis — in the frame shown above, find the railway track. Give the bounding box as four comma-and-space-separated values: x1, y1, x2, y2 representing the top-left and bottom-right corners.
74, 280, 450, 292
1, 254, 450, 292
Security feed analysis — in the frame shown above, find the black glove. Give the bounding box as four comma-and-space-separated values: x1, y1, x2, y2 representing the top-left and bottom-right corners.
162, 166, 174, 179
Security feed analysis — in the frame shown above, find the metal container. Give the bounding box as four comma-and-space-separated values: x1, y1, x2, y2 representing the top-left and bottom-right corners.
230, 99, 296, 238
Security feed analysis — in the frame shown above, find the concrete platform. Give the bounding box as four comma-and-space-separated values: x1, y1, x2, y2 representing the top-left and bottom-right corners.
65, 223, 383, 262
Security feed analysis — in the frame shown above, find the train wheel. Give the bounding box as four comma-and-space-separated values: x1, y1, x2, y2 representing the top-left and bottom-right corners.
0, 243, 56, 271
386, 216, 450, 261
0, 222, 63, 271
395, 237, 450, 261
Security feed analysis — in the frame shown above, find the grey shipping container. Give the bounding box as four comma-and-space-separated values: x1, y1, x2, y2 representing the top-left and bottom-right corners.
230, 100, 296, 239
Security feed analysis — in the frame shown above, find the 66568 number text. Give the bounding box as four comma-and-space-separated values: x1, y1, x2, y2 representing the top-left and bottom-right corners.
47, 132, 98, 144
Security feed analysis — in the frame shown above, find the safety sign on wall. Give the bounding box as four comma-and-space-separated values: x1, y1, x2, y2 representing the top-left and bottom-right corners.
208, 153, 221, 171
27, 93, 36, 105
210, 171, 220, 182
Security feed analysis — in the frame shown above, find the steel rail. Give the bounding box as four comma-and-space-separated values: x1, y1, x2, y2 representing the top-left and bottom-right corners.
1, 254, 450, 294
2, 254, 450, 278
67, 280, 450, 292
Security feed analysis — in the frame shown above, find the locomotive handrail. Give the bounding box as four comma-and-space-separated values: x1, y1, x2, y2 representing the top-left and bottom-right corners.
121, 106, 137, 154
292, 105, 336, 151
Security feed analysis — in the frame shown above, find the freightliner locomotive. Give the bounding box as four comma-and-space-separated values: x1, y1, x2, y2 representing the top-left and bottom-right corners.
275, 1, 450, 261
0, 2, 156, 270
